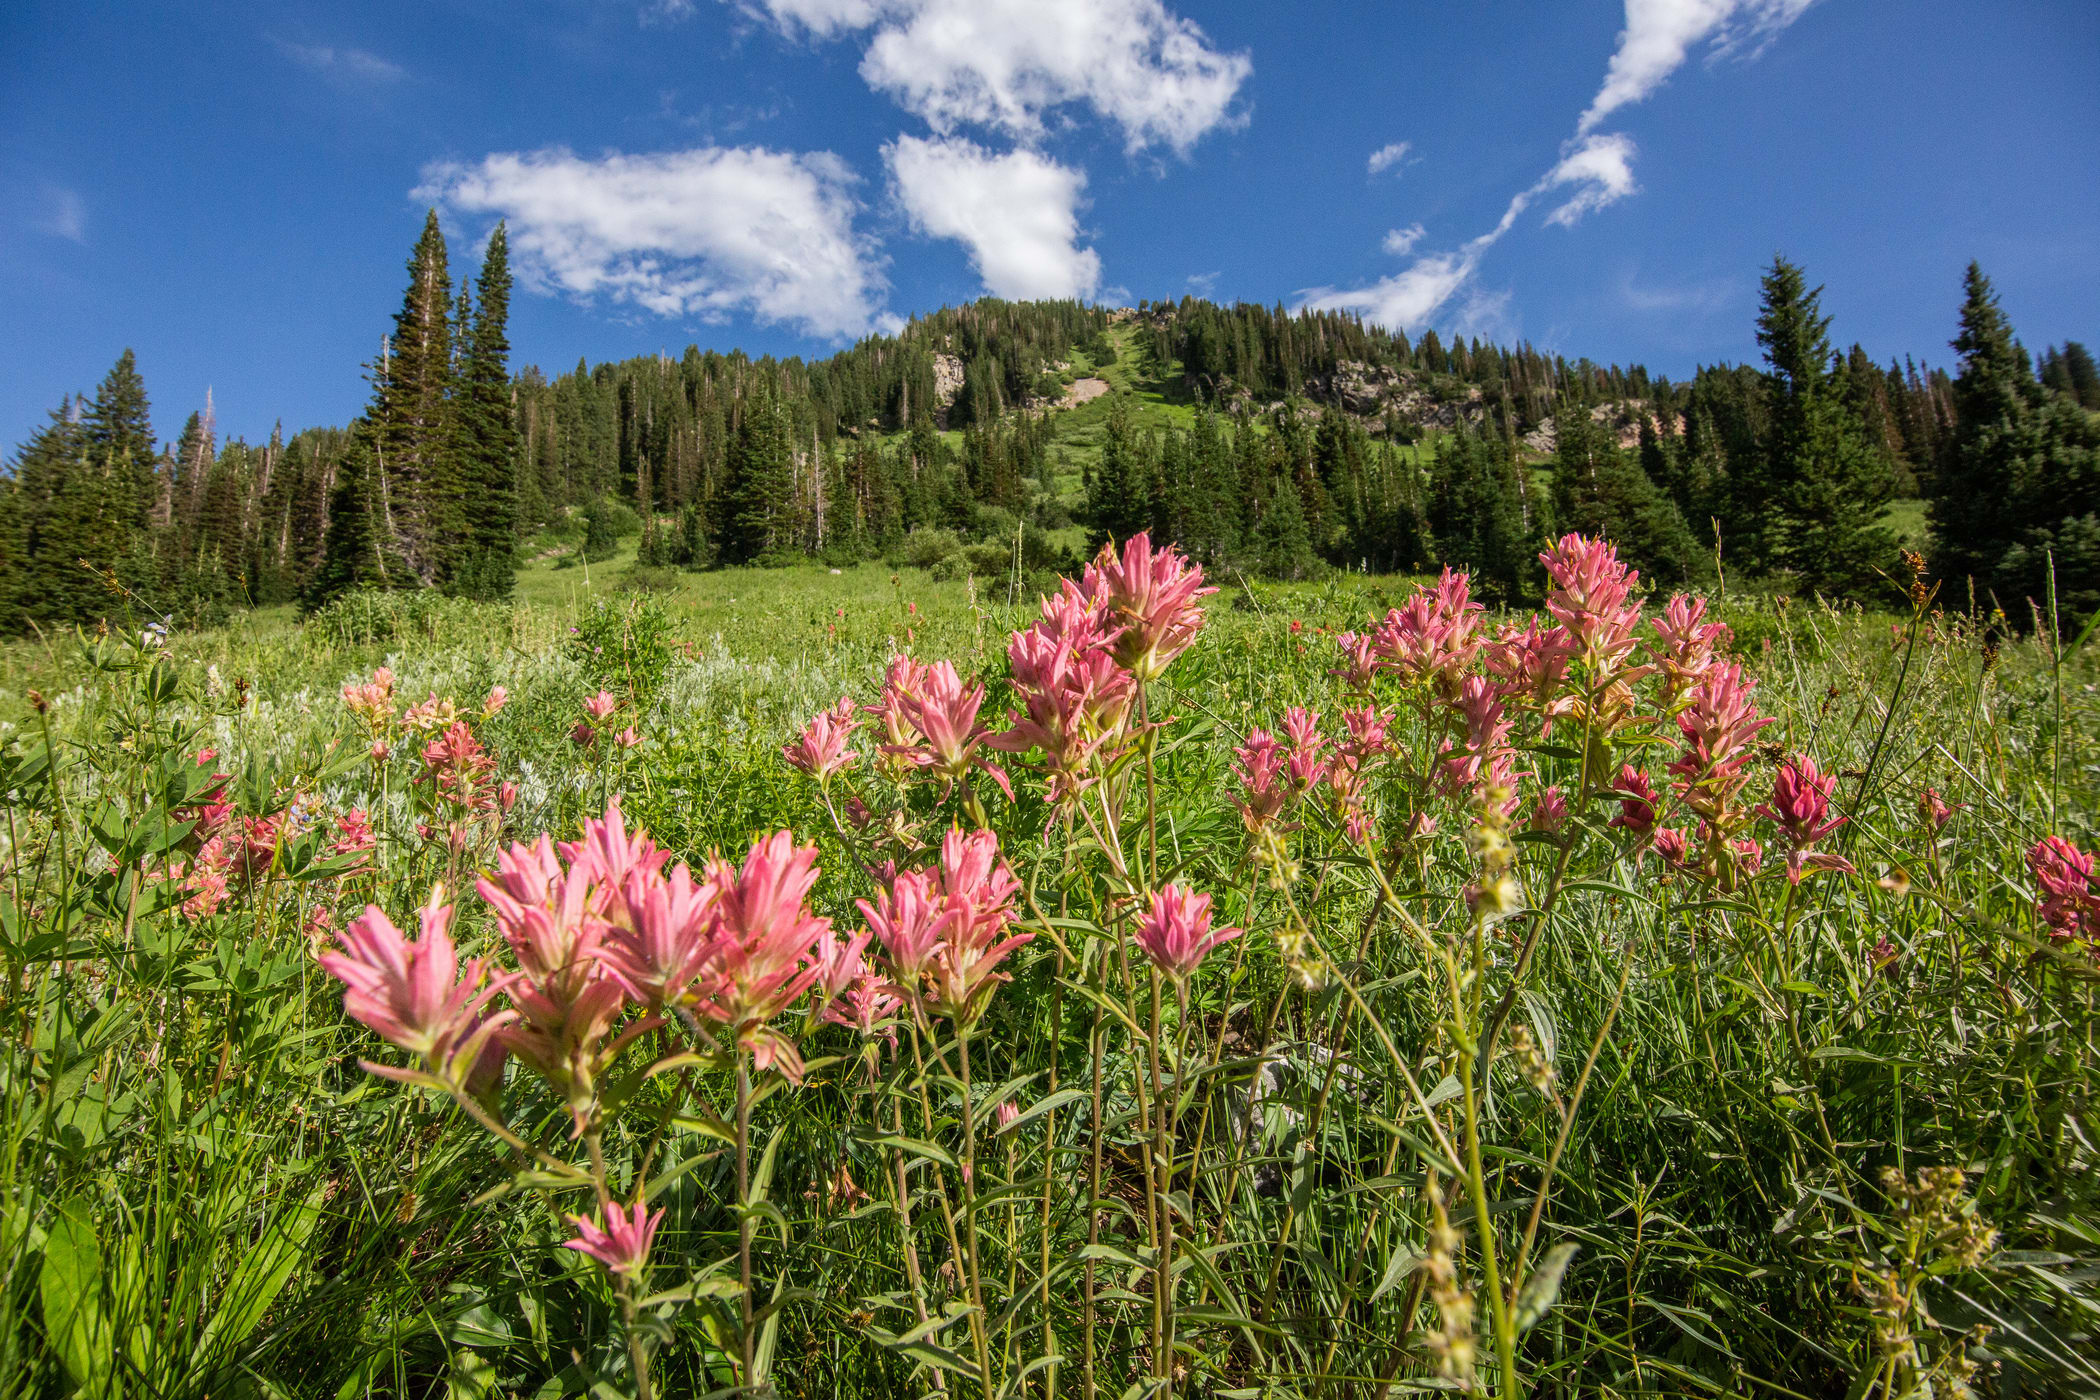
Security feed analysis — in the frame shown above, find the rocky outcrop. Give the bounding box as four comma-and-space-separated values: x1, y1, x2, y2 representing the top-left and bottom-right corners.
931, 353, 964, 409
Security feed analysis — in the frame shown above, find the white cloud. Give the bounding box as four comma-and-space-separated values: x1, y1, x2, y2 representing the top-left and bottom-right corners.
1303, 250, 1481, 334
32, 186, 86, 242
275, 39, 406, 83
1541, 132, 1639, 227
739, 0, 1250, 155
1367, 141, 1413, 176
886, 135, 1101, 300
1304, 0, 1812, 332
416, 146, 892, 338
1381, 223, 1426, 257
1185, 270, 1219, 296
1578, 0, 1816, 134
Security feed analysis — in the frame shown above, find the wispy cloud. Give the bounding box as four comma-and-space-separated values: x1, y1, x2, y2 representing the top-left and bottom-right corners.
1381, 223, 1425, 257
737, 0, 1251, 157
1366, 141, 1414, 177
1541, 132, 1639, 228
416, 146, 894, 338
1618, 268, 1735, 315
1578, 0, 1816, 135
886, 135, 1101, 300
274, 39, 407, 84
1185, 270, 1220, 296
31, 186, 87, 242
1306, 0, 1814, 331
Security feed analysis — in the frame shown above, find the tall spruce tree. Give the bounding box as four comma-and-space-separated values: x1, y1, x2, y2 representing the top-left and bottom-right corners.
84, 349, 155, 529
720, 379, 794, 564
1551, 395, 1701, 583
455, 222, 518, 600
1754, 257, 1896, 597
1933, 264, 2100, 623
374, 210, 462, 586
1428, 428, 1533, 602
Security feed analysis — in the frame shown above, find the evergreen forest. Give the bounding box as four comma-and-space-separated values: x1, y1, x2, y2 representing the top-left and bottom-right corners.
6, 215, 2097, 631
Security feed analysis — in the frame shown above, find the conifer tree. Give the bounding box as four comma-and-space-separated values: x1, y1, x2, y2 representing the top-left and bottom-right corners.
1428, 428, 1533, 602
455, 222, 519, 599
374, 210, 461, 586
84, 349, 155, 528
1754, 257, 1896, 597
1552, 396, 1701, 583
306, 425, 392, 611
1086, 394, 1151, 543
721, 379, 794, 564
1933, 264, 2100, 621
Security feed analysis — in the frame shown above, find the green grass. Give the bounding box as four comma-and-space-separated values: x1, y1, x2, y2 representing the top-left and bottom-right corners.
3, 537, 2097, 1399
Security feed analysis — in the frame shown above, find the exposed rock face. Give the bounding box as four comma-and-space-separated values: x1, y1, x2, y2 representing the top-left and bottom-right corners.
1063, 377, 1111, 409
932, 353, 965, 409
1521, 400, 1679, 455
1301, 361, 1489, 431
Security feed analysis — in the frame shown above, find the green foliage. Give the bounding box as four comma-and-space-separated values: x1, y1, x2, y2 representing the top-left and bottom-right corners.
1932, 263, 2100, 628
2, 549, 2099, 1396
567, 593, 678, 703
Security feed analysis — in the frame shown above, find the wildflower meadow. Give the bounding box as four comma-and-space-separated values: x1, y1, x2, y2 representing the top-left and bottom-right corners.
1, 536, 2095, 1399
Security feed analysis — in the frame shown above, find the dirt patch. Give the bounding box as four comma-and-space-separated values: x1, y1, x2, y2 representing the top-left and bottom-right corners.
1063, 377, 1111, 409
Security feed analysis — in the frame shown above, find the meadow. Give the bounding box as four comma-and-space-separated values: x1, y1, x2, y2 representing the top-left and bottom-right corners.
1, 535, 2095, 1399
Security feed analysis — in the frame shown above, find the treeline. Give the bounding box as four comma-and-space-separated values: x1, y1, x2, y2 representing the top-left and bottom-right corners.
1111, 261, 2096, 615
5, 218, 2093, 629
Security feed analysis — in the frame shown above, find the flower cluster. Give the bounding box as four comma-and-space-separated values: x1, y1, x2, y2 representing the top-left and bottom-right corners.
859, 828, 1029, 1028
2027, 836, 2097, 945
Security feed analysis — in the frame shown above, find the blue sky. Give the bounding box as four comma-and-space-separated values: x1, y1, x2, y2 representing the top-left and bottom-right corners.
3, 0, 2096, 450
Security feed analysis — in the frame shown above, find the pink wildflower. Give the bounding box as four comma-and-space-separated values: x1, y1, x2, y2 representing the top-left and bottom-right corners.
332, 808, 376, 865
1530, 786, 1568, 834
1758, 756, 1856, 884
612, 727, 642, 751
1374, 569, 1482, 697
482, 685, 509, 718
1608, 766, 1661, 840
1667, 663, 1776, 828
1233, 728, 1290, 831
921, 828, 1030, 1027
881, 660, 1014, 802
340, 667, 397, 724
1485, 616, 1577, 707
584, 690, 619, 723
321, 886, 508, 1087
1332, 631, 1380, 692
1648, 594, 1731, 703
687, 832, 832, 1080
600, 861, 719, 1009
1539, 534, 1645, 675
994, 1100, 1020, 1132
1918, 788, 1956, 833
1652, 827, 1695, 872
2027, 836, 2097, 941
564, 1200, 663, 1277
1084, 531, 1216, 681
180, 837, 235, 918
822, 966, 904, 1042
1133, 883, 1243, 981
859, 868, 957, 982
1282, 707, 1330, 792
988, 584, 1134, 802
784, 696, 862, 780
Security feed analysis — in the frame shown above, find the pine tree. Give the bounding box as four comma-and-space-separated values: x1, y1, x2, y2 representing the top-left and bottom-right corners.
84, 349, 155, 529
1551, 396, 1702, 583
1086, 394, 1151, 543
374, 210, 461, 586
1754, 257, 1896, 597
1428, 429, 1533, 602
305, 424, 393, 611
1933, 265, 2100, 622
455, 222, 519, 600
721, 380, 794, 564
